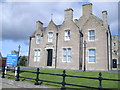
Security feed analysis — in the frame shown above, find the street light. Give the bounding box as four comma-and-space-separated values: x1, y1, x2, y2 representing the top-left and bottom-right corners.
18, 45, 21, 66
83, 40, 87, 72
18, 45, 21, 57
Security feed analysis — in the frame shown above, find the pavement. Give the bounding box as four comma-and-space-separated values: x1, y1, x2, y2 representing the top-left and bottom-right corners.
1, 78, 54, 89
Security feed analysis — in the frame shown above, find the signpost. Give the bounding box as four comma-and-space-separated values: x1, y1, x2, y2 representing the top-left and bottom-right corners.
6, 54, 18, 67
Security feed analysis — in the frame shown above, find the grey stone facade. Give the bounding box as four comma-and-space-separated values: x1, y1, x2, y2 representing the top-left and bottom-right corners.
112, 35, 119, 70
28, 3, 112, 71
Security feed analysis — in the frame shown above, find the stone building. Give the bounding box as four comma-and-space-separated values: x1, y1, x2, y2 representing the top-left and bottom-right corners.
112, 35, 119, 70
11, 50, 19, 54
28, 3, 112, 71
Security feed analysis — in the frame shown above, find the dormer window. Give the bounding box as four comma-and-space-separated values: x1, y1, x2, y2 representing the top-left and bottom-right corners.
88, 30, 95, 41
36, 34, 40, 44
48, 32, 53, 42
64, 30, 71, 41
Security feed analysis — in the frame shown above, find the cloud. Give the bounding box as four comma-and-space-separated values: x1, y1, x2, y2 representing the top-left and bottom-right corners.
1, 2, 118, 42
91, 2, 118, 35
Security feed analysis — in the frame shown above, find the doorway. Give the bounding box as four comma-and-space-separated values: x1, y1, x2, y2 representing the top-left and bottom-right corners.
112, 59, 117, 68
47, 49, 53, 66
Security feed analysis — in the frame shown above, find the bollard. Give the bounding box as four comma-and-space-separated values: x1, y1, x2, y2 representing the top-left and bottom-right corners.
15, 67, 20, 81
15, 67, 17, 76
61, 70, 66, 89
5, 66, 7, 74
98, 72, 102, 89
1, 66, 5, 78
34, 68, 40, 85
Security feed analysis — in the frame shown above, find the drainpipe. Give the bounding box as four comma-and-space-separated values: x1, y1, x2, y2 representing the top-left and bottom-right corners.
79, 29, 83, 70
83, 40, 87, 72
106, 32, 109, 71
55, 33, 58, 69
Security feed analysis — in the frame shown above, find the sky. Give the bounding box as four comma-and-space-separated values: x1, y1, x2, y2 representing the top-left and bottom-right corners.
0, 0, 119, 57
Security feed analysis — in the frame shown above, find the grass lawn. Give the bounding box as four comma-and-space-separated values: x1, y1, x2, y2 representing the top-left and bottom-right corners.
5, 68, 119, 89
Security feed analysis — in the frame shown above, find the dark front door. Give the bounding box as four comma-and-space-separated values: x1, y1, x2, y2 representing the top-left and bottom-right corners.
113, 59, 117, 68
47, 49, 53, 66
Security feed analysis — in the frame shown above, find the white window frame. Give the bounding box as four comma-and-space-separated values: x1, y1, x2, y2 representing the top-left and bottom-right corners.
62, 48, 72, 62
88, 30, 95, 41
35, 34, 40, 44
88, 49, 96, 63
48, 32, 53, 42
64, 30, 71, 41
34, 49, 40, 62
63, 48, 67, 62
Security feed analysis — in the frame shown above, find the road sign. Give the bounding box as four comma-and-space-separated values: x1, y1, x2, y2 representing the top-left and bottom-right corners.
6, 54, 18, 66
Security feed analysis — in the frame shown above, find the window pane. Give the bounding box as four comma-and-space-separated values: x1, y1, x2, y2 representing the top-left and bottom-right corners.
63, 55, 67, 61
63, 48, 67, 61
63, 48, 67, 55
38, 50, 40, 56
89, 30, 95, 40
48, 32, 53, 42
34, 50, 37, 56
34, 50, 37, 62
65, 31, 68, 36
88, 49, 96, 62
49, 32, 53, 37
34, 57, 37, 62
37, 57, 40, 61
89, 49, 95, 56
34, 49, 40, 62
89, 56, 95, 62
65, 30, 70, 40
68, 56, 71, 62
68, 48, 71, 54
68, 30, 70, 36
68, 48, 71, 62
89, 30, 94, 35
90, 36, 95, 40
36, 34, 40, 44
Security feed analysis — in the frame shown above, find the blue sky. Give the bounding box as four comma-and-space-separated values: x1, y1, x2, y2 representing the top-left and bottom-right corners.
0, 1, 118, 57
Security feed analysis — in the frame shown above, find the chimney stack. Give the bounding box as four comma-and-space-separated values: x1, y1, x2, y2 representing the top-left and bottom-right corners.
64, 8, 73, 21
82, 3, 92, 17
102, 11, 108, 29
36, 21, 43, 31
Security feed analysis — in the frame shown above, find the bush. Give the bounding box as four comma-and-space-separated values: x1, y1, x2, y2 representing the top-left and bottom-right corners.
18, 56, 27, 66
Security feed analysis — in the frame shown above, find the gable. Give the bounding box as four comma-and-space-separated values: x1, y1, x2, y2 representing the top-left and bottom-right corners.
77, 15, 104, 29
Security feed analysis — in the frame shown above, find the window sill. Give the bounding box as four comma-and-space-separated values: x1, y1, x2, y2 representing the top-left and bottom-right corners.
64, 40, 70, 42
88, 62, 96, 63
88, 40, 95, 42
62, 61, 71, 63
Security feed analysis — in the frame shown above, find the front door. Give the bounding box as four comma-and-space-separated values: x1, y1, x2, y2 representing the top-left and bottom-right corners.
113, 59, 117, 68
47, 49, 53, 66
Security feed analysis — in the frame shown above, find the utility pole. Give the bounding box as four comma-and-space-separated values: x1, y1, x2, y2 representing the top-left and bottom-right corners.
83, 40, 87, 72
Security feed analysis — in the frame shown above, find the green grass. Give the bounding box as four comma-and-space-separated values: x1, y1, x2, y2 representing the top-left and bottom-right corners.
4, 68, 119, 89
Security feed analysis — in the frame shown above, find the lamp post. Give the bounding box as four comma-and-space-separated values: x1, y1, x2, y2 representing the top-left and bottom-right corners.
83, 40, 87, 72
18, 45, 21, 66
18, 45, 21, 56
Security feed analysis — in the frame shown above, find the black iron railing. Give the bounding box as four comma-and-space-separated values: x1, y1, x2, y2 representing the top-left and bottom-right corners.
1, 66, 120, 89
